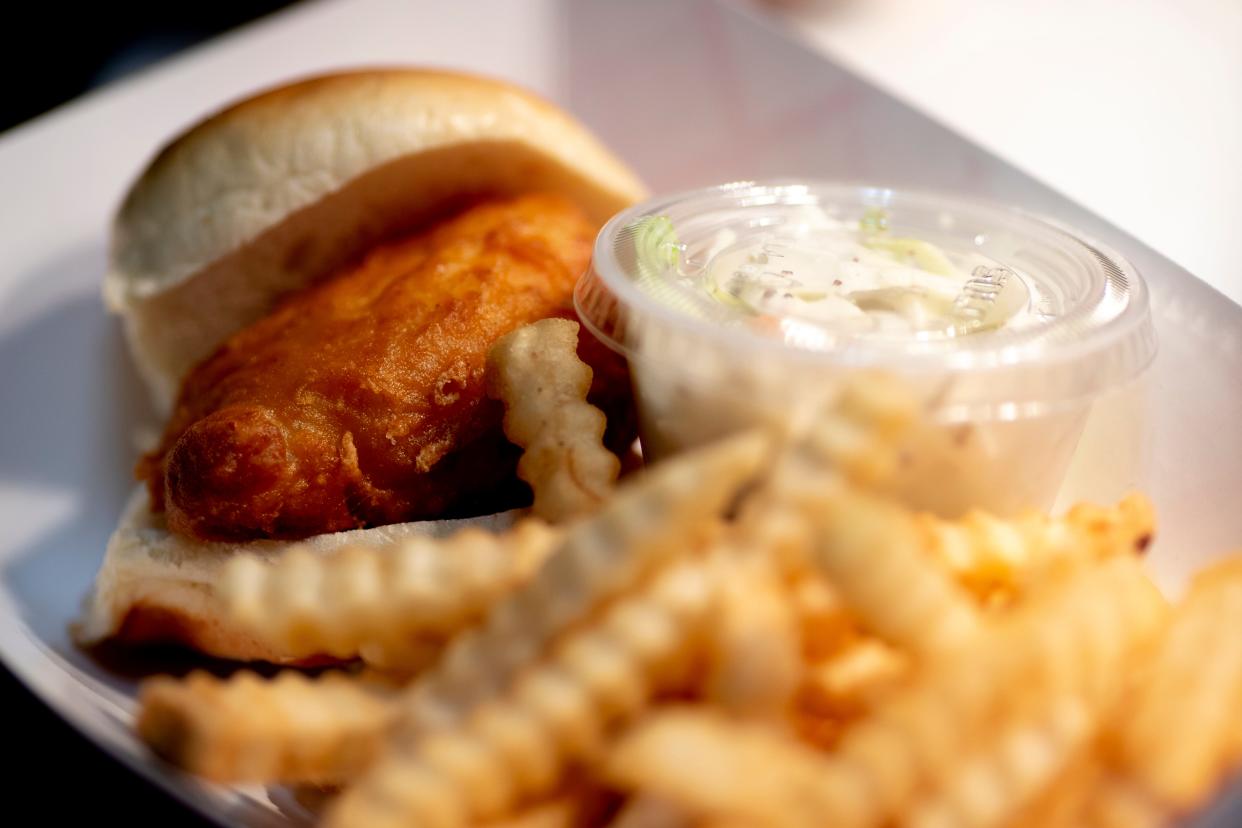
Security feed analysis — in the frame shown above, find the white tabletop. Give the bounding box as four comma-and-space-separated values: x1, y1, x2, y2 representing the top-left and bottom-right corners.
770, 0, 1242, 304
3, 0, 1238, 304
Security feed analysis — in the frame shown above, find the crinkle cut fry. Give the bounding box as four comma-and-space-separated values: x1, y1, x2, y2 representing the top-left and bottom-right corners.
607, 558, 1166, 828
916, 493, 1156, 600
486, 318, 620, 523
730, 372, 916, 561
795, 371, 916, 487
767, 495, 1154, 665
622, 703, 1096, 828
604, 708, 833, 828
798, 478, 983, 655
323, 558, 717, 828
703, 553, 801, 718
1008, 751, 1169, 828
905, 695, 1095, 828
397, 430, 769, 734
1078, 776, 1170, 828
1005, 748, 1103, 828
477, 791, 580, 828
221, 520, 561, 670
137, 670, 395, 785
796, 636, 906, 720
742, 385, 978, 656
787, 569, 856, 661
731, 372, 917, 583
1109, 556, 1242, 809
606, 795, 694, 828
814, 557, 1166, 828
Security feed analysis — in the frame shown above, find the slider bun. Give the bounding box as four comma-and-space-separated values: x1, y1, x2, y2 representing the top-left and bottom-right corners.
76, 488, 519, 662
86, 68, 641, 662
106, 68, 647, 412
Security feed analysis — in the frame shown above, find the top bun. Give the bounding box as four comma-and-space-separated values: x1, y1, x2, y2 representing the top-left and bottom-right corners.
105, 68, 647, 411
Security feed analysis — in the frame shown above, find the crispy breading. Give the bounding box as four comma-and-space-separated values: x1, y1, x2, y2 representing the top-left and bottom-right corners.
139, 194, 603, 541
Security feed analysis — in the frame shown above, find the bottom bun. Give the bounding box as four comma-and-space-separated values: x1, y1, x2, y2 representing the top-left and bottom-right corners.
75, 487, 518, 662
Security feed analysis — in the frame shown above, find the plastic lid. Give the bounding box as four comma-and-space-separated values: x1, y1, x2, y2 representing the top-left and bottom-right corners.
575, 181, 1157, 420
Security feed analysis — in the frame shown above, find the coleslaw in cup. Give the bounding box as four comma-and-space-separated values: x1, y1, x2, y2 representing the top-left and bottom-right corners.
575, 181, 1157, 517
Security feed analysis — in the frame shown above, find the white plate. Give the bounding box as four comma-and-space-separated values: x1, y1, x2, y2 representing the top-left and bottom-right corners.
1, 1, 1239, 824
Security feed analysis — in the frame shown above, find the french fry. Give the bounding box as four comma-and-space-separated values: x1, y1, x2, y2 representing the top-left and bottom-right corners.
790, 709, 848, 752
478, 792, 580, 828
741, 373, 915, 548
742, 462, 982, 657
905, 695, 1094, 828
606, 796, 693, 828
1108, 556, 1242, 809
822, 558, 1166, 828
1010, 751, 1171, 828
786, 571, 856, 662
1005, 749, 1101, 828
605, 708, 833, 828
486, 318, 620, 522
796, 637, 906, 720
916, 494, 1155, 601
123, 380, 1242, 828
137, 671, 395, 785
607, 559, 1166, 828
291, 783, 342, 816
703, 555, 801, 718
324, 559, 717, 828
800, 481, 983, 655
731, 373, 916, 577
1078, 776, 1170, 828
398, 431, 768, 733
221, 520, 561, 670
798, 372, 916, 487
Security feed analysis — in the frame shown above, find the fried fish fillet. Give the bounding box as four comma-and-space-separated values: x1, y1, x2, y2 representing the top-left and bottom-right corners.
139, 193, 605, 541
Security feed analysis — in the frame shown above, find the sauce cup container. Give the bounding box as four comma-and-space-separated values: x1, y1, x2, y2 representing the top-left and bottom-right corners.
575, 181, 1157, 517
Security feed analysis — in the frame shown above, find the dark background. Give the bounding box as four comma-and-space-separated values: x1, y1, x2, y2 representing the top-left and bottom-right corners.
7, 667, 216, 825
7, 6, 295, 822
0, 2, 296, 134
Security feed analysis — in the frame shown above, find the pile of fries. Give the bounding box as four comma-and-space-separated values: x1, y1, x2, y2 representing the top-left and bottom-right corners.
137, 319, 1242, 827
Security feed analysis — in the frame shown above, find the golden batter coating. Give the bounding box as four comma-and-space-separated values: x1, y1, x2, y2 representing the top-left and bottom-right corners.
140, 194, 601, 541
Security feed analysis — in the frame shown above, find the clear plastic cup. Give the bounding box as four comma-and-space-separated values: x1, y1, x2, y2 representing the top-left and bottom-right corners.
575, 181, 1157, 517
